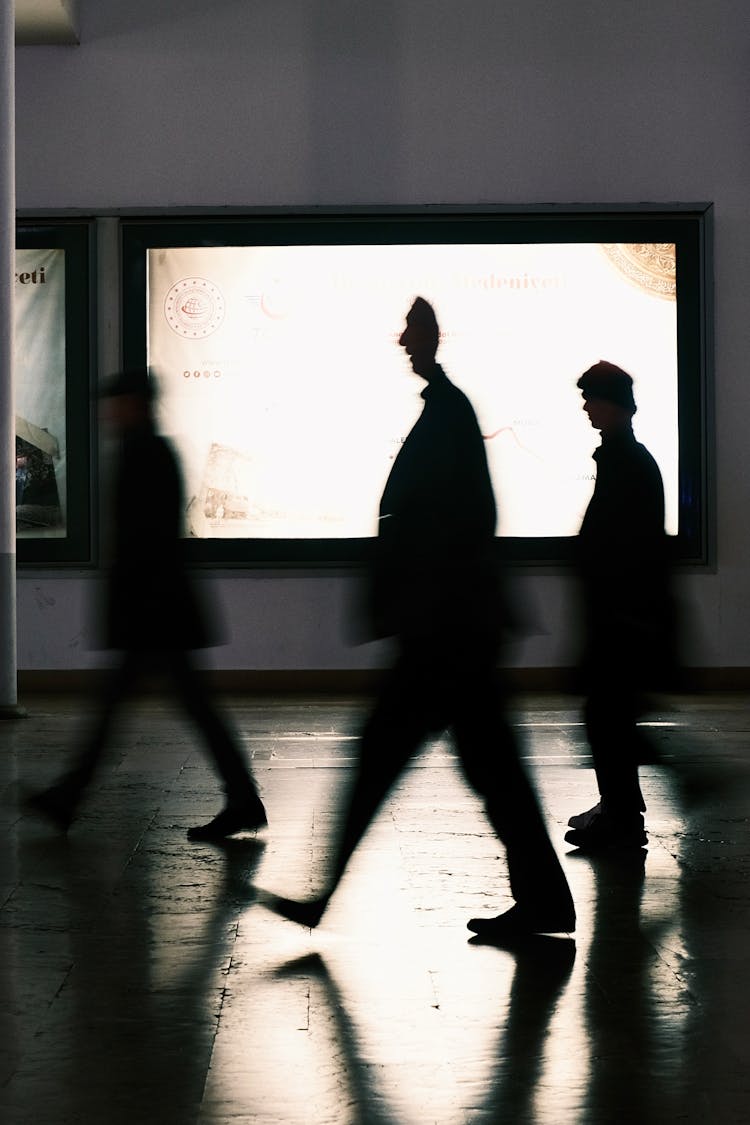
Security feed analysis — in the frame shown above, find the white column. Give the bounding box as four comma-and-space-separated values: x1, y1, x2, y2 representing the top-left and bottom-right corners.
0, 0, 19, 714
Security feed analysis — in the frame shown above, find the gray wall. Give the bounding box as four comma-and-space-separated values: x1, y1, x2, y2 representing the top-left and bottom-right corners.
14, 0, 748, 673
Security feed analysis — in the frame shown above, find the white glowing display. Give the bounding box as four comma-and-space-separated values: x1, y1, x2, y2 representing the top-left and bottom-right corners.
147, 243, 678, 539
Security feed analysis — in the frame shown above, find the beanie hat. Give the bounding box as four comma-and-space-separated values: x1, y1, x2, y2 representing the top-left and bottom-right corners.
576, 360, 636, 414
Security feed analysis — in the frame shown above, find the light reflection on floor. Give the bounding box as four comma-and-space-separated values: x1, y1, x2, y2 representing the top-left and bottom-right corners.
2, 692, 750, 1123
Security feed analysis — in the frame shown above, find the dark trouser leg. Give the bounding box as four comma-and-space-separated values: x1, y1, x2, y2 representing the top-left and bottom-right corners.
165, 649, 260, 802
585, 685, 646, 819
452, 647, 573, 920
56, 649, 142, 802
324, 659, 434, 895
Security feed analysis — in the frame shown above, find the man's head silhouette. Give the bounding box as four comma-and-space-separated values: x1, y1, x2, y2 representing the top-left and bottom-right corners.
399, 297, 440, 380
577, 360, 636, 436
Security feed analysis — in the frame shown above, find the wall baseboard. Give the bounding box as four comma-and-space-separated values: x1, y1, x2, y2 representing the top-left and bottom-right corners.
17, 667, 750, 695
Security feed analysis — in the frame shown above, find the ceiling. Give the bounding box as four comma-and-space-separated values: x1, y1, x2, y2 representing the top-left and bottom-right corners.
15, 0, 79, 46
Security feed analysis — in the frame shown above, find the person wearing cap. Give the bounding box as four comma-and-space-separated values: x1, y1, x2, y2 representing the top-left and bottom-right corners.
26, 368, 266, 841
565, 360, 671, 851
260, 297, 575, 941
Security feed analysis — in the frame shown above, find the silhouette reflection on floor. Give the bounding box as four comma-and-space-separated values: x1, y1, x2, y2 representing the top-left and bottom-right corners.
3, 692, 750, 1123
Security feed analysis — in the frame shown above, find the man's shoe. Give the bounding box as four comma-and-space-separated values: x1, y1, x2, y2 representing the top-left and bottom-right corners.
187, 796, 267, 841
24, 786, 77, 831
467, 903, 575, 940
565, 812, 647, 851
258, 891, 329, 929
568, 802, 602, 830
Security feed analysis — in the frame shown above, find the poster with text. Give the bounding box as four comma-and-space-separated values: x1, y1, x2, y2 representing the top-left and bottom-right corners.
14, 248, 66, 538
147, 242, 678, 540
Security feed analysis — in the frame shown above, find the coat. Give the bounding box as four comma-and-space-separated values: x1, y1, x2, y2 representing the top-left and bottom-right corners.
368, 365, 500, 642
105, 424, 212, 651
577, 425, 674, 683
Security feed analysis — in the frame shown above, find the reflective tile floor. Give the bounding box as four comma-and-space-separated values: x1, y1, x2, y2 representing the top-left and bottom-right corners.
2, 691, 750, 1124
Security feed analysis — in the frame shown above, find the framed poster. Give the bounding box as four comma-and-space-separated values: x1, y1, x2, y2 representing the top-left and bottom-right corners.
15, 220, 93, 565
122, 207, 711, 566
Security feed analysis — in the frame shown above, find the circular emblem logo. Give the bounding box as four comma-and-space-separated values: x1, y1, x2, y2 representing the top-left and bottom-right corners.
164, 277, 225, 338
601, 244, 676, 301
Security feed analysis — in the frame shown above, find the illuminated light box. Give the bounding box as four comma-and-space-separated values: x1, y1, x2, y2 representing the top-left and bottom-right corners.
121, 208, 710, 566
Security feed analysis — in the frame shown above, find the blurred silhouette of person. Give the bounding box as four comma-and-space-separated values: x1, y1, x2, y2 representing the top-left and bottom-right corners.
566, 361, 673, 851
263, 298, 575, 940
26, 368, 266, 841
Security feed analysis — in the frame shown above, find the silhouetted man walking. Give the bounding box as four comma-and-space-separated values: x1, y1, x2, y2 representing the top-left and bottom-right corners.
566, 360, 672, 851
265, 298, 575, 940
26, 368, 266, 841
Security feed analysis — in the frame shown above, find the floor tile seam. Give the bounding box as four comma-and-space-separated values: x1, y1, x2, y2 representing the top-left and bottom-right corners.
112, 807, 165, 886
199, 955, 240, 1108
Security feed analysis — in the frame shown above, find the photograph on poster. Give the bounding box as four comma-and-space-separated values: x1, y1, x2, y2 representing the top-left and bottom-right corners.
147, 241, 679, 542
14, 248, 66, 538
